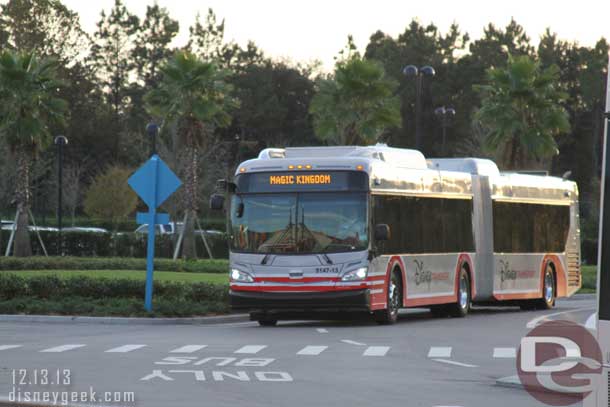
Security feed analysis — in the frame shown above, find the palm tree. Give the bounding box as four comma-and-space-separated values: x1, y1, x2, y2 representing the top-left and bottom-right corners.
474, 55, 570, 169
0, 50, 68, 257
144, 51, 237, 259
309, 51, 400, 145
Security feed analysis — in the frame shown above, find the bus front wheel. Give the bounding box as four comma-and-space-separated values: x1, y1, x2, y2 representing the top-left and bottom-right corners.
375, 269, 402, 325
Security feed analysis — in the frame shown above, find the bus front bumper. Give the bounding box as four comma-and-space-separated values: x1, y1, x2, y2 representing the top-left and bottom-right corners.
229, 289, 371, 312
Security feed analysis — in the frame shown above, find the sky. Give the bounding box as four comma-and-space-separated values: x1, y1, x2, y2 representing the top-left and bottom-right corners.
62, 0, 610, 70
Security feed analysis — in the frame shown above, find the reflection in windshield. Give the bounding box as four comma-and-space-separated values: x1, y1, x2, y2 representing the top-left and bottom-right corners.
230, 193, 368, 254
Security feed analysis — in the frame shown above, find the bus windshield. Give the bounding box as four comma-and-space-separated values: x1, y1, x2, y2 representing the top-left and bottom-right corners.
230, 192, 368, 254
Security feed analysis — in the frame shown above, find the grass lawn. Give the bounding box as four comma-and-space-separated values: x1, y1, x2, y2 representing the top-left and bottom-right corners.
5, 270, 229, 285
580, 265, 596, 293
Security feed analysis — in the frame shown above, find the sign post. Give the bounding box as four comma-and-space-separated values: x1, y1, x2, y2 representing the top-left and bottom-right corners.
591, 55, 610, 407
128, 154, 181, 312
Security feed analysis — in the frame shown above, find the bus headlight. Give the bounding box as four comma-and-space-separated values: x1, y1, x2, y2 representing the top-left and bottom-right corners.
341, 267, 368, 281
231, 269, 254, 283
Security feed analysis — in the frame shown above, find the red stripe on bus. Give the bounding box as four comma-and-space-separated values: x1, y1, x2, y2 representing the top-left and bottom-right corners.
230, 285, 367, 292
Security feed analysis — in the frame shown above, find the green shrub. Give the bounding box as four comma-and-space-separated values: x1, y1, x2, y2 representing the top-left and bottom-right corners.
0, 297, 230, 317
0, 230, 229, 259
0, 273, 228, 301
0, 273, 28, 299
0, 272, 230, 317
0, 256, 228, 273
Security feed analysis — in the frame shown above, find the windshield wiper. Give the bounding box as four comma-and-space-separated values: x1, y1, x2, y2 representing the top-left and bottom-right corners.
322, 253, 333, 265
261, 254, 270, 265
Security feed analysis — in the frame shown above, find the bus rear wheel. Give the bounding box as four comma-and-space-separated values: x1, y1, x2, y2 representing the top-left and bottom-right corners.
375, 269, 402, 325
536, 265, 556, 310
448, 267, 471, 318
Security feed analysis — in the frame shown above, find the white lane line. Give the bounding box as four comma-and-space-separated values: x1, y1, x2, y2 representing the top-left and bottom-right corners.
526, 307, 595, 328
363, 346, 390, 356
234, 345, 267, 354
493, 347, 516, 358
432, 359, 478, 368
105, 344, 147, 353
170, 345, 208, 353
0, 345, 22, 351
316, 328, 328, 333
297, 346, 328, 355
585, 312, 597, 330
428, 347, 452, 358
341, 339, 366, 346
40, 344, 86, 353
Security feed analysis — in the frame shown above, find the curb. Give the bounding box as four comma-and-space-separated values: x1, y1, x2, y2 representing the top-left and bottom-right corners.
564, 293, 596, 301
0, 313, 249, 325
0, 396, 114, 407
0, 397, 103, 407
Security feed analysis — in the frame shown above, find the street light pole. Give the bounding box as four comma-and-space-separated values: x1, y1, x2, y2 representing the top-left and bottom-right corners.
434, 106, 456, 156
146, 123, 159, 156
403, 65, 435, 152
54, 135, 68, 256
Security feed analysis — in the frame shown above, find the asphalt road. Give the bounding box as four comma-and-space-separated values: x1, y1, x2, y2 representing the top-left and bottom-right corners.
0, 297, 598, 407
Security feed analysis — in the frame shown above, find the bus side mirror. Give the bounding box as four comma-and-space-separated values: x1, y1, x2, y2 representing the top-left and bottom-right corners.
236, 202, 244, 218
210, 194, 225, 210
374, 224, 390, 241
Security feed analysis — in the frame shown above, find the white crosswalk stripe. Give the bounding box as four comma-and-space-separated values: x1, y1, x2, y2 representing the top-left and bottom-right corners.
0, 345, 22, 351
493, 347, 516, 358
40, 344, 86, 353
363, 346, 390, 357
234, 345, 267, 354
428, 347, 452, 358
297, 346, 328, 355
316, 328, 328, 333
341, 339, 366, 346
170, 345, 207, 353
105, 345, 147, 353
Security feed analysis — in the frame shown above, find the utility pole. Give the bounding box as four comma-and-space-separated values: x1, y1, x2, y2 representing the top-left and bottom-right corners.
54, 135, 68, 256
403, 65, 435, 152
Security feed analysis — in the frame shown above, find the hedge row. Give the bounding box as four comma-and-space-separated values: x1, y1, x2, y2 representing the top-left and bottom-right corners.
0, 273, 229, 302
0, 297, 229, 317
0, 256, 229, 273
0, 230, 229, 258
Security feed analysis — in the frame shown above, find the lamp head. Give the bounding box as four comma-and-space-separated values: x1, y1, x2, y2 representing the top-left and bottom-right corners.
402, 65, 418, 77
54, 135, 68, 146
146, 122, 159, 137
421, 66, 436, 76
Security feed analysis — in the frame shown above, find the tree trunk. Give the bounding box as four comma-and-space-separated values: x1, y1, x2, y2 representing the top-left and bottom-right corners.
14, 149, 32, 257
182, 143, 198, 259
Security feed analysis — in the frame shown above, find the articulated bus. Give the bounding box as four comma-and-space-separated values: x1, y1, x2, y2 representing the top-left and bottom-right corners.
211, 144, 581, 326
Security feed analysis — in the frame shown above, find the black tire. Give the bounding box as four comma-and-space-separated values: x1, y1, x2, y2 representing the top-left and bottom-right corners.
519, 300, 537, 311
536, 264, 556, 310
257, 318, 278, 327
375, 269, 402, 325
430, 305, 449, 318
448, 267, 471, 318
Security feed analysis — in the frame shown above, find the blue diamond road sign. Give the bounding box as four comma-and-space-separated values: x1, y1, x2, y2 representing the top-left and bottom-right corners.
128, 155, 181, 209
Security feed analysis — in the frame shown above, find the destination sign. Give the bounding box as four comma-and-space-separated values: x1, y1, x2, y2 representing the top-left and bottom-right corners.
236, 171, 368, 193
269, 174, 332, 185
